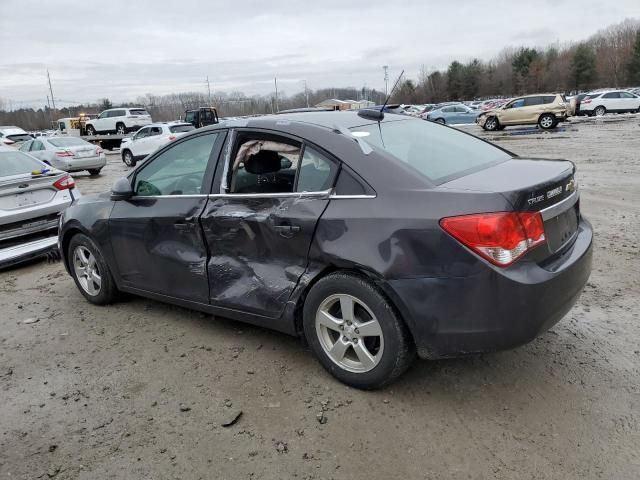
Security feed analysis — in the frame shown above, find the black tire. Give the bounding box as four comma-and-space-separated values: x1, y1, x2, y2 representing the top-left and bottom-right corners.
67, 233, 119, 305
88, 169, 102, 176
594, 106, 606, 117
116, 123, 126, 135
302, 272, 415, 389
538, 113, 557, 130
86, 126, 96, 136
483, 116, 499, 131
122, 149, 136, 167
434, 118, 446, 125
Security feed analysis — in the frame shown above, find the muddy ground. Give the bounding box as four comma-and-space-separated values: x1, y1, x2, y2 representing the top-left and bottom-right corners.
1, 115, 639, 479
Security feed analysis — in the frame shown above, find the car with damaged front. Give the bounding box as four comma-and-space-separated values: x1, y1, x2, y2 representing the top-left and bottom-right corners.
1, 147, 79, 269
58, 111, 593, 389
476, 94, 572, 131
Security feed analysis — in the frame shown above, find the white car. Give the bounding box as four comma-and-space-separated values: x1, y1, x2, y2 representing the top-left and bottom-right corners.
85, 107, 152, 135
19, 137, 106, 176
579, 90, 640, 116
119, 122, 195, 167
0, 126, 33, 147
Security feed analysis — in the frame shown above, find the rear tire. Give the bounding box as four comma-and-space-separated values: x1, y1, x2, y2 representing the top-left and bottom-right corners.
483, 116, 499, 131
302, 272, 415, 389
122, 149, 136, 167
434, 118, 446, 125
88, 169, 102, 176
538, 113, 556, 130
68, 233, 119, 305
594, 106, 606, 117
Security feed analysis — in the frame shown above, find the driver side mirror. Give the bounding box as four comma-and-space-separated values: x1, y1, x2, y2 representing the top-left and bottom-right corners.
110, 177, 133, 201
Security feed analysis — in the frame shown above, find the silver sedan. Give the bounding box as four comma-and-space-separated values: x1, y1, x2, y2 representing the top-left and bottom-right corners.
19, 136, 107, 176
0, 147, 80, 268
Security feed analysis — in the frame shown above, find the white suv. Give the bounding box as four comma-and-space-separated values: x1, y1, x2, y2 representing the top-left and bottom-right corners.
119, 122, 195, 166
85, 108, 152, 135
580, 90, 640, 116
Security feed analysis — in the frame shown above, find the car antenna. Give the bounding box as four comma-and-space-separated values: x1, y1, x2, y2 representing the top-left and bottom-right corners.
357, 69, 405, 121
380, 69, 404, 113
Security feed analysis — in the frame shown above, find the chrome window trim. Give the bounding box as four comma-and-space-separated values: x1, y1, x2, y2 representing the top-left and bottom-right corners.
209, 189, 332, 200
131, 194, 209, 199
328, 194, 377, 199
540, 191, 578, 221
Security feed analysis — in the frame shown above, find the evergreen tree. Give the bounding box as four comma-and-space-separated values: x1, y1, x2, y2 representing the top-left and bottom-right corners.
572, 43, 597, 89
627, 30, 640, 84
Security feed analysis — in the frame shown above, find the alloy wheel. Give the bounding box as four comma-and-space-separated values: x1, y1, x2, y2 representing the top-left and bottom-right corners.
315, 294, 384, 373
595, 106, 606, 116
117, 124, 126, 135
123, 151, 133, 166
485, 117, 497, 130
540, 115, 554, 129
73, 246, 102, 296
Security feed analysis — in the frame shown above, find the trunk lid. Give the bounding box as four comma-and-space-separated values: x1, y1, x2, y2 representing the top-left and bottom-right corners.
0, 172, 65, 213
438, 158, 579, 259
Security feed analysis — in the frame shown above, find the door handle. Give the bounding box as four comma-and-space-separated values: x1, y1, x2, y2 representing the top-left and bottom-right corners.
174, 222, 194, 231
272, 224, 301, 233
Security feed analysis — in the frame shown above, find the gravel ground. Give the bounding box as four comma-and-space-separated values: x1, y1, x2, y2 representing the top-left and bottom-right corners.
1, 115, 639, 479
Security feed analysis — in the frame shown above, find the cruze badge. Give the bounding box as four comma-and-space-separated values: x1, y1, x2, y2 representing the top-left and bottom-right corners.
547, 186, 562, 199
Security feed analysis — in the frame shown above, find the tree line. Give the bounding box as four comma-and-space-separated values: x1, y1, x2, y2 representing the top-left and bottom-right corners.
2, 18, 640, 131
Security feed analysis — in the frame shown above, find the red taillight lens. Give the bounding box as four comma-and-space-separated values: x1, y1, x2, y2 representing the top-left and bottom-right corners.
55, 150, 73, 157
440, 212, 546, 266
581, 99, 592, 104
53, 175, 75, 190
95, 147, 103, 155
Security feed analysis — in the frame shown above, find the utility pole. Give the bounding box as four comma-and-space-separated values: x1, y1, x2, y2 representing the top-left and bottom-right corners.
47, 70, 57, 112
206, 76, 211, 105
304, 80, 309, 108
274, 77, 279, 112
383, 66, 389, 97
46, 95, 52, 128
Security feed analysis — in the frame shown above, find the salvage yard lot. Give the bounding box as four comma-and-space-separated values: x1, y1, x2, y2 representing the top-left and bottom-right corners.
1, 116, 639, 479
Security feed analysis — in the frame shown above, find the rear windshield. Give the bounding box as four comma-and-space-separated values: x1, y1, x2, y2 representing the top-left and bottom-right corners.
169, 124, 195, 133
6, 134, 33, 142
351, 119, 511, 184
49, 138, 90, 147
129, 109, 149, 116
0, 150, 45, 176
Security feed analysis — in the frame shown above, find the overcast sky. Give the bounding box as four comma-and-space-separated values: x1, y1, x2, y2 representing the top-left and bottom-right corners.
2, 0, 640, 107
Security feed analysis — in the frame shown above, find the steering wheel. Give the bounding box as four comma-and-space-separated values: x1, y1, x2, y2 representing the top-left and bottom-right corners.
171, 173, 202, 195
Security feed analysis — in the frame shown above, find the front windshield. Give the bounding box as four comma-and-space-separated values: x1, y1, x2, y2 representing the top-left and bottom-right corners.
351, 119, 511, 184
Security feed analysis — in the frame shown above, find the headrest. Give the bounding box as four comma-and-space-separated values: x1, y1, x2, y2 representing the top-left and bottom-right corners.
244, 150, 281, 174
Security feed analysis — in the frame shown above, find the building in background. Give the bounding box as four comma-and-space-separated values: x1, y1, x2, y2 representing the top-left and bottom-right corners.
315, 99, 375, 110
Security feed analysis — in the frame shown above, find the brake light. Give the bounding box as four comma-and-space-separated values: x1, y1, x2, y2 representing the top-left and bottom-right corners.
168, 135, 176, 141
440, 212, 546, 266
53, 175, 75, 190
581, 99, 592, 104
55, 150, 73, 157
95, 147, 103, 155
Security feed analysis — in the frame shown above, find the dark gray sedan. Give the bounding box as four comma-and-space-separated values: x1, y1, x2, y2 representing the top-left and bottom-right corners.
58, 111, 592, 389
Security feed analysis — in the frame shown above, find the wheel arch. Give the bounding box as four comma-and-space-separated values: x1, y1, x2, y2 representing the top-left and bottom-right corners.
60, 224, 87, 274
290, 264, 417, 349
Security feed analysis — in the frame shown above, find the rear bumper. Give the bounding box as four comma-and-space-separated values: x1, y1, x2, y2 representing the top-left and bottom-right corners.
0, 234, 58, 269
388, 218, 593, 359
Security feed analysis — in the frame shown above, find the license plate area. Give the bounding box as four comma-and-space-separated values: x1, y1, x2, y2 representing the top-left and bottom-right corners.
544, 204, 579, 253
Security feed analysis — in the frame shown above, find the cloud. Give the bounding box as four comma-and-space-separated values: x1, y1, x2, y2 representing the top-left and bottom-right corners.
1, 0, 639, 106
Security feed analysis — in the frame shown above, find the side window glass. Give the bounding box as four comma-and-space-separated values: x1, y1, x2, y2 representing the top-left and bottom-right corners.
134, 133, 218, 196
229, 138, 301, 194
603, 92, 618, 99
20, 141, 31, 152
510, 99, 525, 109
32, 141, 44, 151
151, 127, 162, 136
296, 146, 336, 192
98, 111, 107, 119
135, 128, 149, 139
620, 92, 634, 98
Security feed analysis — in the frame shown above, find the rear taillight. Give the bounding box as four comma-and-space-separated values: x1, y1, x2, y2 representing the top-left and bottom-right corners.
55, 150, 73, 157
440, 212, 546, 267
95, 147, 103, 155
53, 175, 75, 190
581, 99, 592, 104
168, 135, 177, 141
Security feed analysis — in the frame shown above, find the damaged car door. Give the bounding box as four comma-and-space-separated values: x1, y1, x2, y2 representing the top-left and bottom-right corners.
108, 131, 225, 302
201, 131, 338, 318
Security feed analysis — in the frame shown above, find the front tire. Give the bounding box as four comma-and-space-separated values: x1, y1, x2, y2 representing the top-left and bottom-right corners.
122, 149, 136, 167
303, 272, 415, 389
116, 123, 126, 135
483, 116, 499, 131
68, 234, 119, 305
538, 113, 556, 130
86, 126, 96, 136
